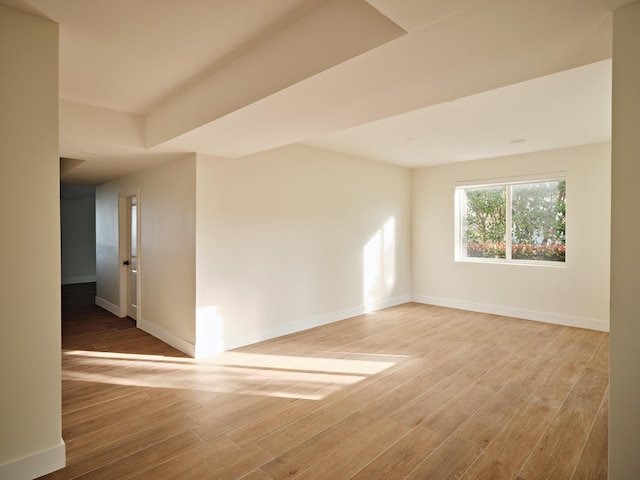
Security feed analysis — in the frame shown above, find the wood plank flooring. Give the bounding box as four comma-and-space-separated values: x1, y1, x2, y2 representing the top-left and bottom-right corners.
39, 283, 609, 479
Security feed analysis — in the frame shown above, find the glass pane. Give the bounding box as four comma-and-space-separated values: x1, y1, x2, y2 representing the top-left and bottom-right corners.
130, 204, 137, 257
511, 181, 566, 262
461, 185, 507, 259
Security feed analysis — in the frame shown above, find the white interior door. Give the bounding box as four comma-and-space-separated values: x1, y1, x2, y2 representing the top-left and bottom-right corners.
124, 195, 139, 320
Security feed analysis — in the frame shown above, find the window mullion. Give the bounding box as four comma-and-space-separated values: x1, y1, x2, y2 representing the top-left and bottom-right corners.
506, 185, 512, 261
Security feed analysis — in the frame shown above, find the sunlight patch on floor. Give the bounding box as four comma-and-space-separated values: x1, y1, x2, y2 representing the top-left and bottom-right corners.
62, 349, 400, 400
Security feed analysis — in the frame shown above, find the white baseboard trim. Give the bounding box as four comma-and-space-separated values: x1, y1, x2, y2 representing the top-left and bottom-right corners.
95, 296, 122, 317
222, 295, 412, 352
412, 295, 609, 332
368, 295, 413, 313
137, 317, 196, 357
0, 439, 65, 480
61, 275, 96, 285
135, 295, 411, 359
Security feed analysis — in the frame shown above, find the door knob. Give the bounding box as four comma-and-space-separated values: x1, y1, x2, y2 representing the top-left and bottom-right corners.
123, 260, 130, 265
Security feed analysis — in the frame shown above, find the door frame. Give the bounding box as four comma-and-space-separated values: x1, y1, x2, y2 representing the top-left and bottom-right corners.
118, 188, 141, 320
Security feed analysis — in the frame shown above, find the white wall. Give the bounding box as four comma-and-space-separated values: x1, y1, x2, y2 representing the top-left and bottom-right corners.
412, 143, 611, 330
194, 144, 412, 355
0, 6, 65, 479
610, 2, 640, 477
60, 100, 144, 149
61, 186, 96, 284
96, 155, 197, 350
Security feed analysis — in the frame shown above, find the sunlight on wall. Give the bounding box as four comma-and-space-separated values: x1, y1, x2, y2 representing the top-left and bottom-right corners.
196, 305, 225, 358
62, 350, 398, 401
363, 217, 396, 312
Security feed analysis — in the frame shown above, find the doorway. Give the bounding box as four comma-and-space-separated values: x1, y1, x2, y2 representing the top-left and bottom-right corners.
119, 189, 140, 321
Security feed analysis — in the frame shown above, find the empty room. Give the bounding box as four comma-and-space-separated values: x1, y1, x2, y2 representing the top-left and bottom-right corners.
2, 1, 640, 479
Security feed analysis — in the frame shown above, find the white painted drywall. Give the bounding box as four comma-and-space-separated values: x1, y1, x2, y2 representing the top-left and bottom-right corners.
95, 154, 197, 346
146, 0, 405, 149
610, 2, 640, 477
60, 100, 144, 148
0, 6, 65, 479
194, 144, 411, 355
61, 186, 96, 284
412, 143, 611, 330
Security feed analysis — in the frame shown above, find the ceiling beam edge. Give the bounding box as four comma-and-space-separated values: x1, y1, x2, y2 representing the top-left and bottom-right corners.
144, 0, 406, 149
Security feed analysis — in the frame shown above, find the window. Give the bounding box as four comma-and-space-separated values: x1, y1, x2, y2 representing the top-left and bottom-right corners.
455, 175, 566, 263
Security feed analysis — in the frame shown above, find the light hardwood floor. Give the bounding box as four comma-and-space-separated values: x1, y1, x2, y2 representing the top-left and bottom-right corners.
40, 283, 608, 479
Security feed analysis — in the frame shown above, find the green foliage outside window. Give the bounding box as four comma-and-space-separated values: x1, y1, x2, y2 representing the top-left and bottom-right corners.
461, 180, 566, 262
464, 185, 507, 259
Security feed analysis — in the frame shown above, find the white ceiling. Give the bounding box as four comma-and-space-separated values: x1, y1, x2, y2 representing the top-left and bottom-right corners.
305, 59, 612, 167
0, 0, 629, 184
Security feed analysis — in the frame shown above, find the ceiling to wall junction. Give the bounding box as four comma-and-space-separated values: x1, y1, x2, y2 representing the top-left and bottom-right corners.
0, 0, 631, 184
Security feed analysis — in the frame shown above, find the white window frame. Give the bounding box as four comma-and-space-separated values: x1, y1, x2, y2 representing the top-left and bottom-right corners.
455, 172, 567, 265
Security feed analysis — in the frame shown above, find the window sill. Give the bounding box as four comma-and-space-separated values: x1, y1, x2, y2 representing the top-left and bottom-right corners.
455, 257, 567, 268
